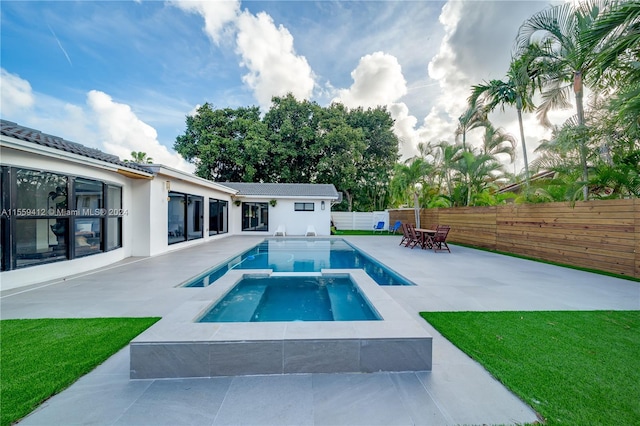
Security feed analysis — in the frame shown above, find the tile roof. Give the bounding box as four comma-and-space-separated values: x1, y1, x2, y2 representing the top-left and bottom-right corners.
0, 119, 151, 173
222, 182, 339, 199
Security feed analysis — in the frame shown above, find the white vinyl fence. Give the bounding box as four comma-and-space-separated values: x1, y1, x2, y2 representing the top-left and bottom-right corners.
331, 211, 389, 231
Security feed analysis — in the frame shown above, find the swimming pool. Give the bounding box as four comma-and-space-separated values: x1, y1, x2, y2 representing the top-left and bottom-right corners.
198, 274, 381, 322
184, 238, 414, 287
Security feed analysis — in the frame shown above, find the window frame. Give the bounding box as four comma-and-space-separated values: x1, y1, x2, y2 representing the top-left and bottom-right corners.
0, 166, 124, 270
294, 202, 315, 212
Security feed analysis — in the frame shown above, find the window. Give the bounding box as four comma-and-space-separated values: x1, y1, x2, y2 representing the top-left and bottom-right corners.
106, 185, 122, 251
14, 169, 69, 268
168, 192, 186, 244
294, 202, 314, 211
187, 195, 203, 240
0, 167, 123, 270
74, 178, 103, 257
209, 198, 228, 235
168, 192, 204, 244
242, 202, 268, 231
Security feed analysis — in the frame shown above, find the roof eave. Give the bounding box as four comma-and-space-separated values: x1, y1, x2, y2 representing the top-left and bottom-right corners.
0, 136, 154, 178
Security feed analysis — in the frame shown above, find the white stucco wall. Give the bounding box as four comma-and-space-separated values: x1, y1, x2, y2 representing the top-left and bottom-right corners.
1, 140, 337, 290
228, 198, 333, 236
145, 168, 235, 257
0, 145, 140, 289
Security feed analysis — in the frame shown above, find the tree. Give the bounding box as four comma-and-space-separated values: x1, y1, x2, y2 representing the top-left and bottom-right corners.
390, 158, 432, 227
516, 0, 615, 200
468, 46, 541, 186
345, 106, 399, 211
315, 103, 366, 212
453, 150, 505, 206
430, 140, 464, 201
455, 103, 488, 151
125, 151, 153, 164
585, 0, 640, 137
174, 95, 400, 211
262, 94, 323, 183
174, 104, 268, 181
480, 125, 516, 163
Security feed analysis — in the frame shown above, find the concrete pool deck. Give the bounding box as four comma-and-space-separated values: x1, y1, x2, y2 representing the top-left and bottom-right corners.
2, 235, 639, 425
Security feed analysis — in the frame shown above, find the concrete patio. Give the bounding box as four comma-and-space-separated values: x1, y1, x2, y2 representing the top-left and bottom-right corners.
2, 235, 638, 425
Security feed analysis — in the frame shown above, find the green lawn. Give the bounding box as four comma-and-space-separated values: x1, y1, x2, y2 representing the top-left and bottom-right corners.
421, 311, 640, 425
0, 317, 159, 426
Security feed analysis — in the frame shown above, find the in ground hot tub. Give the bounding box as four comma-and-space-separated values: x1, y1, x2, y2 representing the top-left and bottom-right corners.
130, 269, 431, 378
198, 274, 381, 322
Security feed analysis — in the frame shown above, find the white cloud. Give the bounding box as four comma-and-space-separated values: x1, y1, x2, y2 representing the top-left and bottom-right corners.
0, 68, 35, 115
170, 0, 240, 45
86, 90, 194, 172
411, 0, 572, 171
172, 2, 315, 111
235, 11, 315, 110
333, 51, 407, 109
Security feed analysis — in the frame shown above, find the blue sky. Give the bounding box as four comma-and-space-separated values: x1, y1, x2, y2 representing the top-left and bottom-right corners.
1, 1, 565, 173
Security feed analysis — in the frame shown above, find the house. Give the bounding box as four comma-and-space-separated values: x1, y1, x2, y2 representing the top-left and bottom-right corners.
0, 120, 339, 290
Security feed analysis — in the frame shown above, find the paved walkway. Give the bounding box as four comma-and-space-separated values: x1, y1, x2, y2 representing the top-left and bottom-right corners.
2, 235, 638, 425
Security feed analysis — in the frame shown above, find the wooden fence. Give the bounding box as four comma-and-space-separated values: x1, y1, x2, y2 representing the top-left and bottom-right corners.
389, 199, 640, 279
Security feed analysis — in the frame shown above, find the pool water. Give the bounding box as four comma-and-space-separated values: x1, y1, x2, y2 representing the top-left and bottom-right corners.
198, 275, 381, 322
185, 238, 413, 287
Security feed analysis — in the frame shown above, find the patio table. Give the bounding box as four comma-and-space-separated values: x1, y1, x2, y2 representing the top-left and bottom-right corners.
414, 228, 436, 249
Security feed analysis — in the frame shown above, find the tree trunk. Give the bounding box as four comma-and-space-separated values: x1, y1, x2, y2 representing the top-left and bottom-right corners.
516, 96, 530, 187
345, 191, 353, 212
574, 71, 589, 201
413, 192, 420, 228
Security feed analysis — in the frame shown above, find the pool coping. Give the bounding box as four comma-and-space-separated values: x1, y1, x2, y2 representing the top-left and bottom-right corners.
130, 269, 432, 378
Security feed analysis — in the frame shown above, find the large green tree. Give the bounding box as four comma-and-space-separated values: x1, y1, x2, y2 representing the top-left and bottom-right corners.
174, 95, 399, 211
262, 94, 323, 183
345, 106, 399, 211
174, 104, 268, 181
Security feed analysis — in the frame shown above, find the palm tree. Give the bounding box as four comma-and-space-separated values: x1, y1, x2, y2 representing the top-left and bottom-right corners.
126, 151, 153, 164
431, 140, 464, 200
455, 103, 489, 151
516, 0, 615, 200
480, 124, 516, 163
468, 46, 541, 186
453, 150, 504, 206
390, 158, 432, 228
584, 1, 640, 133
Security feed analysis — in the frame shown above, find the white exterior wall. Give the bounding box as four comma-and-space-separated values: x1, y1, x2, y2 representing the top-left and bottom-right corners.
0, 147, 236, 289
229, 198, 333, 236
1, 141, 337, 290
146, 170, 235, 257
0, 146, 139, 289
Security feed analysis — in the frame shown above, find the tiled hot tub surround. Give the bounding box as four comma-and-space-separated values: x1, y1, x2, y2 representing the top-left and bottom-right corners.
130, 269, 432, 379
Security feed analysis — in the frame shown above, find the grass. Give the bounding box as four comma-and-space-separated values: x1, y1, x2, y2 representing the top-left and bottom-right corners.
0, 317, 160, 426
421, 310, 640, 425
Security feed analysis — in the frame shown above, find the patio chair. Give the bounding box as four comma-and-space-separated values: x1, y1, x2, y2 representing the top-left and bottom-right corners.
388, 220, 402, 234
427, 225, 451, 253
273, 225, 286, 236
406, 224, 424, 249
373, 221, 385, 233
399, 223, 411, 246
305, 225, 317, 236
